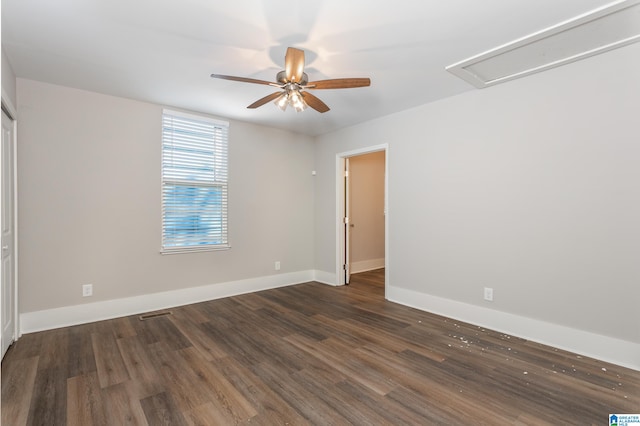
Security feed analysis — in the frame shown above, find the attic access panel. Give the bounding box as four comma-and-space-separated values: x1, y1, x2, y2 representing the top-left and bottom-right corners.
446, 0, 640, 88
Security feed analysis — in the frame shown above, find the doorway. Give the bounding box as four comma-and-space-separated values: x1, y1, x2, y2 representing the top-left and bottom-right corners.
1, 105, 17, 359
336, 145, 388, 292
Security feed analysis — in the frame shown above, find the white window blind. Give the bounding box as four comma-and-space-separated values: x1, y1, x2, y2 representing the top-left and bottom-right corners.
161, 110, 229, 252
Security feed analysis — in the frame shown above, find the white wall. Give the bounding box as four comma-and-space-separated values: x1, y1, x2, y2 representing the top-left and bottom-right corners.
349, 151, 385, 272
17, 79, 315, 316
314, 43, 640, 365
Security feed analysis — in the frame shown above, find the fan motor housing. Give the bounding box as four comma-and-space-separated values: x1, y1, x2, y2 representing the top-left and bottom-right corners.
277, 70, 308, 85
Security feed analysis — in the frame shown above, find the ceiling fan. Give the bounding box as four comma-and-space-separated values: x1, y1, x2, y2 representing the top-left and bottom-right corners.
211, 47, 371, 113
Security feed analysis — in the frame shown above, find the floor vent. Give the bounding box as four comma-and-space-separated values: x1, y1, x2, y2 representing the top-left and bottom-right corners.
139, 311, 173, 320
446, 0, 640, 88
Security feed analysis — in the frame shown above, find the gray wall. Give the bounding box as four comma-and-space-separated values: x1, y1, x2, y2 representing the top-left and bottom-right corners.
2, 49, 17, 108
17, 79, 315, 313
314, 42, 640, 344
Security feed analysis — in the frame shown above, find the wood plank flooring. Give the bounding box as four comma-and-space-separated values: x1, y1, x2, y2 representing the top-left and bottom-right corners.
2, 269, 639, 425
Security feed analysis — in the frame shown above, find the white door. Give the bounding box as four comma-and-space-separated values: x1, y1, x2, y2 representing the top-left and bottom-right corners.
344, 158, 351, 284
1, 109, 16, 359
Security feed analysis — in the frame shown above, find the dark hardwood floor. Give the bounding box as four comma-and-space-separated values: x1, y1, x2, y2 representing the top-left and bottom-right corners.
2, 269, 638, 425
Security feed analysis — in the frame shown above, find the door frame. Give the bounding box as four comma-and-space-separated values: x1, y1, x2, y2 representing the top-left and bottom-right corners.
344, 157, 351, 284
1, 92, 19, 356
335, 144, 389, 292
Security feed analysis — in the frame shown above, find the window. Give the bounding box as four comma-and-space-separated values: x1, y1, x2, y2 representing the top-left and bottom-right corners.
161, 109, 229, 253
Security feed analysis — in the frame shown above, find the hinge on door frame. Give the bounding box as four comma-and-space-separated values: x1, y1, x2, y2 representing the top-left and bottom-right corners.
343, 216, 349, 224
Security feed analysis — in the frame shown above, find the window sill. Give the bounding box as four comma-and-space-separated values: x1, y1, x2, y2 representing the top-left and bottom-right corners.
160, 245, 231, 255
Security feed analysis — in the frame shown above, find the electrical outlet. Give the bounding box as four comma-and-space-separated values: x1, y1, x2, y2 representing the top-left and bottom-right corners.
82, 284, 93, 297
275, 261, 281, 271
484, 287, 493, 302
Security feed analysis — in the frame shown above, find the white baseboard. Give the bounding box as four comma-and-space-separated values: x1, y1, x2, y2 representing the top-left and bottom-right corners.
350, 258, 385, 274
20, 270, 315, 334
387, 285, 640, 371
313, 270, 339, 286
23, 272, 636, 371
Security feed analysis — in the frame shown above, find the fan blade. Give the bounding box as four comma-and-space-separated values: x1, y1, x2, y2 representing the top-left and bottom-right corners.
301, 92, 330, 113
306, 78, 371, 89
211, 74, 279, 87
285, 47, 305, 83
247, 91, 285, 109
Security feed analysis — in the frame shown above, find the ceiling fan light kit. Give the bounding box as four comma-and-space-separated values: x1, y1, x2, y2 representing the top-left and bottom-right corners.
211, 47, 370, 113
275, 89, 307, 112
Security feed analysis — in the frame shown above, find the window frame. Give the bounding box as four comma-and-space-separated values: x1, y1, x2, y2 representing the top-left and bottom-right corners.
160, 109, 230, 254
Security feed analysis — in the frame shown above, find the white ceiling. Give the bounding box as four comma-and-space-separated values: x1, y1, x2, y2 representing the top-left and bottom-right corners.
1, 0, 617, 136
